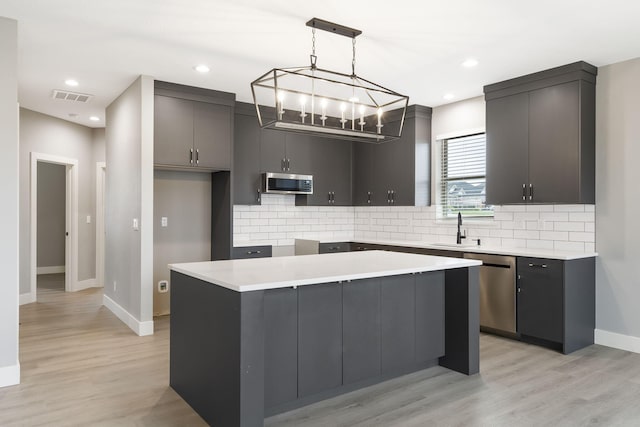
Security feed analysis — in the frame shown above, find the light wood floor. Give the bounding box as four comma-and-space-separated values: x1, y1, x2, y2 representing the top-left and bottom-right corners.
2, 275, 640, 426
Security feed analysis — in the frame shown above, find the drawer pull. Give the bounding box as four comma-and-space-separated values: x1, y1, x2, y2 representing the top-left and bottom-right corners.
246, 250, 262, 255
528, 263, 548, 268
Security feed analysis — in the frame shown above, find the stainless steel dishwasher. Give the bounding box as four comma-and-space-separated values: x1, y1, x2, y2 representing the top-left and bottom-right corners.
463, 253, 517, 335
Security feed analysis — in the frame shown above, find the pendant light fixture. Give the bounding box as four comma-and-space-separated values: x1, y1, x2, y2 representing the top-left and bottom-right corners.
251, 18, 409, 143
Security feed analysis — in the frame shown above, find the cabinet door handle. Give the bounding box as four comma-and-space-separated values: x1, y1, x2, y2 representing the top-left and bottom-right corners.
256, 188, 261, 203
522, 184, 526, 201
391, 190, 395, 204
190, 148, 194, 165
387, 190, 391, 204
196, 149, 199, 165
529, 183, 533, 201
281, 159, 285, 171
367, 191, 371, 204
286, 158, 291, 171
528, 263, 548, 268
328, 192, 332, 204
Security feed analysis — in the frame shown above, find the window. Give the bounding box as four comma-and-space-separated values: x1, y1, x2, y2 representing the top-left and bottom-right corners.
439, 133, 492, 218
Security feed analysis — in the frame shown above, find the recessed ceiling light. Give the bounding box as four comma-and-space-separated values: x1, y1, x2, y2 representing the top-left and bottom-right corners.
443, 93, 455, 101
89, 116, 100, 122
462, 58, 479, 68
194, 64, 210, 73
65, 79, 79, 87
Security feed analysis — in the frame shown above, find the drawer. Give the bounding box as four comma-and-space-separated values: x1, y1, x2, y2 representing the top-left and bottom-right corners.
232, 245, 272, 259
319, 242, 350, 254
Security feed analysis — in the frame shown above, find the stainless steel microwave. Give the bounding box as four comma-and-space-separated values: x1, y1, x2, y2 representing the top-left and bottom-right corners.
262, 172, 313, 195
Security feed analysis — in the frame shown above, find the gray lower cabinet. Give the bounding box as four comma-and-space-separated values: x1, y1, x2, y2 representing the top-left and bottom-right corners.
484, 62, 596, 205
233, 103, 262, 205
231, 245, 272, 259
297, 283, 343, 398
415, 271, 446, 362
381, 274, 416, 374
517, 257, 595, 354
342, 278, 381, 384
264, 288, 298, 409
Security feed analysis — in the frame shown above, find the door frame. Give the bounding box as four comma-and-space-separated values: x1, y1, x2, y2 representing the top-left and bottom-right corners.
30, 152, 78, 298
95, 162, 106, 287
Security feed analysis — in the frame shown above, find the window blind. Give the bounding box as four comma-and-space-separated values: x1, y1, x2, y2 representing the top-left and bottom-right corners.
440, 133, 492, 218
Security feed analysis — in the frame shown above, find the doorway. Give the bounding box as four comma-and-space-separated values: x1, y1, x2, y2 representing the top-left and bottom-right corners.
29, 152, 78, 301
36, 162, 66, 293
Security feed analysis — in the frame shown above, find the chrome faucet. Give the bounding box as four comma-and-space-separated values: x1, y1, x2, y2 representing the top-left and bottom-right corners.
456, 212, 466, 244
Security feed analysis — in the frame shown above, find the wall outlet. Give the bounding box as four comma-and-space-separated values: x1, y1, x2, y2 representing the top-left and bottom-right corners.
161, 217, 168, 227
113, 280, 117, 291
86, 215, 91, 224
133, 218, 139, 231
158, 280, 169, 293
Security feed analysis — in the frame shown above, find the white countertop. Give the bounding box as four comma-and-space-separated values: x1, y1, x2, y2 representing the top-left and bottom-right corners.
170, 250, 481, 292
351, 238, 597, 260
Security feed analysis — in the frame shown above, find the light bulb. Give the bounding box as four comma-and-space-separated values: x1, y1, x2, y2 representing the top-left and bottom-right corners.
359, 105, 365, 115
277, 91, 285, 102
320, 98, 328, 108
340, 103, 347, 112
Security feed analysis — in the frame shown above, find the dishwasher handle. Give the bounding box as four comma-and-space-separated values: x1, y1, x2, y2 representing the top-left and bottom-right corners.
483, 262, 512, 269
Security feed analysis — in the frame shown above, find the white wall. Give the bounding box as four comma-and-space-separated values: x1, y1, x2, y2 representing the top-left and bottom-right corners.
19, 109, 99, 294
104, 75, 154, 336
594, 57, 640, 351
36, 162, 66, 268
153, 171, 211, 315
0, 16, 20, 388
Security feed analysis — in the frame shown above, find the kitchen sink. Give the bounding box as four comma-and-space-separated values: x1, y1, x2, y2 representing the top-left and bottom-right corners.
430, 242, 479, 249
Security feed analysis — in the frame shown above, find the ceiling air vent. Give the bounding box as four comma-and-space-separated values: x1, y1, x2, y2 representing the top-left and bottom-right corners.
51, 89, 93, 103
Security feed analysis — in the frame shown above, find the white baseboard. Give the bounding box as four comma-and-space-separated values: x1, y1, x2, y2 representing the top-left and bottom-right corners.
72, 278, 98, 292
595, 329, 640, 354
103, 294, 154, 337
0, 363, 20, 388
19, 292, 36, 305
37, 265, 65, 275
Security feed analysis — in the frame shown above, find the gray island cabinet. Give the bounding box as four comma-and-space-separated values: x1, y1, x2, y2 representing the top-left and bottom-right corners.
169, 251, 480, 427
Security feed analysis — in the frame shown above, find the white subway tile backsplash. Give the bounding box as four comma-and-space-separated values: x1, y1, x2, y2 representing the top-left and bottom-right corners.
554, 221, 584, 232
554, 205, 585, 212
234, 196, 595, 252
554, 241, 585, 252
540, 231, 569, 241
569, 212, 595, 222
540, 212, 569, 222
569, 232, 595, 242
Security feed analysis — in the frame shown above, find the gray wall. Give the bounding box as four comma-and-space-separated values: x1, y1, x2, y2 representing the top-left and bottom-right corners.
19, 108, 97, 293
36, 162, 66, 268
595, 57, 640, 339
0, 16, 19, 383
105, 75, 154, 327
153, 170, 211, 315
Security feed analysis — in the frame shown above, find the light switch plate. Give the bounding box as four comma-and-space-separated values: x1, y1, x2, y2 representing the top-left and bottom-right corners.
133, 218, 139, 230
86, 215, 91, 224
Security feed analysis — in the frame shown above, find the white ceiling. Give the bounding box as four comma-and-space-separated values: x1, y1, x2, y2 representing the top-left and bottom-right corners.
2, 0, 640, 128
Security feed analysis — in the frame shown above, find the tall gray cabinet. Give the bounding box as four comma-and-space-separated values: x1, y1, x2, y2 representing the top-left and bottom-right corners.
353, 105, 432, 206
484, 61, 597, 205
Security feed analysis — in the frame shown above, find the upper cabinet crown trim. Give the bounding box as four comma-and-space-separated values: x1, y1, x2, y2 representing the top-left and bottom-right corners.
483, 61, 597, 100
154, 80, 236, 106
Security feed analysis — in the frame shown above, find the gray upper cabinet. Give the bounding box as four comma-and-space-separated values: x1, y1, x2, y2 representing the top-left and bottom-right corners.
484, 61, 596, 205
193, 101, 232, 170
233, 103, 262, 205
154, 95, 194, 166
154, 81, 234, 171
353, 105, 432, 206
260, 129, 314, 174
299, 137, 352, 206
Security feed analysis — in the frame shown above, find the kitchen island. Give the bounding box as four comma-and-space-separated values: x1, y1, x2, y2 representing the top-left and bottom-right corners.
169, 251, 481, 427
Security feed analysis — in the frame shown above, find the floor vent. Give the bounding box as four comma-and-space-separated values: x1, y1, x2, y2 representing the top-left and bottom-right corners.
51, 89, 94, 103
